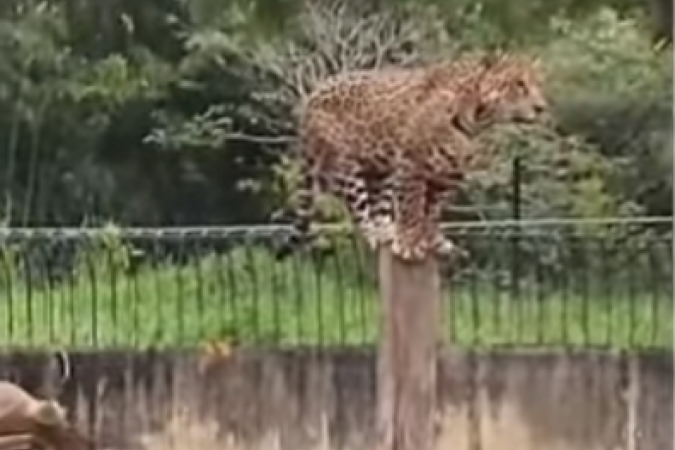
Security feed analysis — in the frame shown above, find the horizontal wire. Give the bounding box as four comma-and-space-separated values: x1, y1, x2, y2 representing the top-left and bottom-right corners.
0, 216, 669, 239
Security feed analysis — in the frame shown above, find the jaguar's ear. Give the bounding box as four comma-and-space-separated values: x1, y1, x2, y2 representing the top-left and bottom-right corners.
479, 49, 511, 70
478, 52, 498, 69
530, 55, 543, 69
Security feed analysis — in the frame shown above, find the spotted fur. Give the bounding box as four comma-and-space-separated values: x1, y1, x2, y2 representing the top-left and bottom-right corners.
278, 52, 549, 261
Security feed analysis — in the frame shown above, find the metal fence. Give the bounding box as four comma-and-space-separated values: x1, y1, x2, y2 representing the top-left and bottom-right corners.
0, 218, 671, 350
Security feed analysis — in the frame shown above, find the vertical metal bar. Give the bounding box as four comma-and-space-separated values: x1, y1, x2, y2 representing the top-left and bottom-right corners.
245, 237, 260, 345
25, 244, 34, 345
510, 157, 522, 301
510, 158, 522, 347
312, 246, 325, 347
332, 240, 347, 346
2, 246, 15, 344
193, 236, 205, 346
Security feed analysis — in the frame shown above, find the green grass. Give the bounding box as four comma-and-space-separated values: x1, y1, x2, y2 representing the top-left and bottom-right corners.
0, 247, 671, 350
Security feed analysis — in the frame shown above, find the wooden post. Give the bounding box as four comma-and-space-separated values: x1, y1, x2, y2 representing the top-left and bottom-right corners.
376, 247, 440, 450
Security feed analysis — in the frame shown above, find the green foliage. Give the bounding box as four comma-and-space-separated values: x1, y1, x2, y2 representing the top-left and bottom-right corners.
0, 243, 670, 349
70, 223, 140, 279
0, 0, 669, 356
0, 0, 669, 225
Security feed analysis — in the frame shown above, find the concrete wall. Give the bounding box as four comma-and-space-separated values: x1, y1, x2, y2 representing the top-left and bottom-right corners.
0, 349, 671, 450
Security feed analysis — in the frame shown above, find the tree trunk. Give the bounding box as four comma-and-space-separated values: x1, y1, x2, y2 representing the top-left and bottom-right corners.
376, 248, 440, 450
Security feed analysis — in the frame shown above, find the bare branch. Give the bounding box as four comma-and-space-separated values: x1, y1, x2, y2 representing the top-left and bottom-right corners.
222, 133, 295, 145
220, 0, 449, 145
243, 0, 442, 99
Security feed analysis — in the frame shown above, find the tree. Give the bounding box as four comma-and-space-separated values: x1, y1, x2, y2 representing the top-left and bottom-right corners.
0, 0, 669, 227
162, 0, 456, 222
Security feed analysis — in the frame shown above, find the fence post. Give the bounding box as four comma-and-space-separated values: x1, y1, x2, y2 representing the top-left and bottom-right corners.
376, 247, 440, 450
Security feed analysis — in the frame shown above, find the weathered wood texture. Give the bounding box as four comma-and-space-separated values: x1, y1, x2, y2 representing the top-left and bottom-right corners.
376, 249, 441, 450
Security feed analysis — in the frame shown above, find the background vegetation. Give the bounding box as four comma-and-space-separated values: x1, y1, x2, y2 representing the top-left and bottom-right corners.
0, 0, 670, 227
0, 225, 670, 349
0, 0, 671, 350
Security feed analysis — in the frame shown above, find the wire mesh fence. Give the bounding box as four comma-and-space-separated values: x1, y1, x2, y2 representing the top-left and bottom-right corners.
0, 218, 671, 350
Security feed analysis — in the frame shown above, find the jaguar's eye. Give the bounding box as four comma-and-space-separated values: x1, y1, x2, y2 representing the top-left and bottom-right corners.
514, 79, 528, 92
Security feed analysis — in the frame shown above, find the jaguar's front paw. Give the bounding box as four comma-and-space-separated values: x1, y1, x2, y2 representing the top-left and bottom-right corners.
391, 236, 428, 262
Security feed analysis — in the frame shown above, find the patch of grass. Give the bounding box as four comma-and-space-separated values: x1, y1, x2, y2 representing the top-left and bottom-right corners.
0, 247, 670, 349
